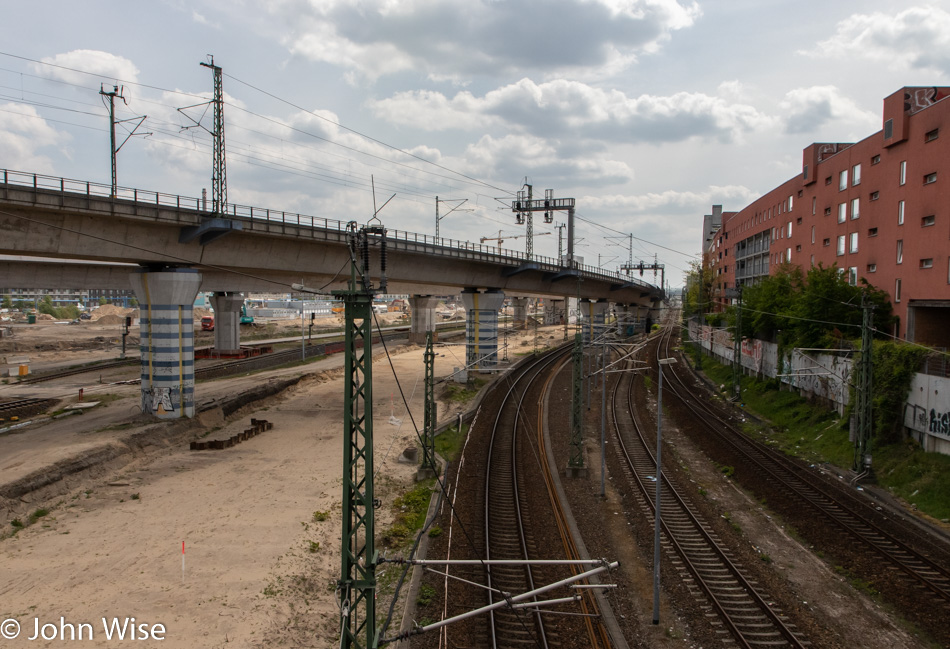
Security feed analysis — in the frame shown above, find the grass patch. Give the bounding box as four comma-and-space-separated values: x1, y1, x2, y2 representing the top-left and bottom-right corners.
441, 379, 485, 404
698, 355, 950, 522
434, 423, 468, 462
700, 357, 851, 467
416, 584, 436, 607
380, 480, 435, 549
873, 440, 950, 521
313, 510, 331, 522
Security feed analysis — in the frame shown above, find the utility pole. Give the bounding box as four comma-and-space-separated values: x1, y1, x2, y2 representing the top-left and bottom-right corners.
422, 331, 437, 475
335, 220, 389, 649
568, 333, 585, 474
853, 292, 874, 472
100, 85, 148, 197
732, 285, 743, 402
555, 222, 566, 261
435, 197, 470, 242
512, 186, 573, 263
201, 57, 227, 215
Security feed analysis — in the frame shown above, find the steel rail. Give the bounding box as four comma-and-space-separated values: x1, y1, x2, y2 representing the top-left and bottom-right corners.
660, 329, 950, 605
611, 333, 806, 648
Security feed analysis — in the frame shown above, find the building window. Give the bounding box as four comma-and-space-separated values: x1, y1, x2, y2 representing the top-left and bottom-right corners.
838, 203, 847, 223
885, 119, 894, 139
787, 221, 793, 237
796, 244, 802, 252
848, 267, 858, 286
824, 206, 832, 216
849, 232, 859, 253
900, 160, 906, 185
922, 214, 936, 227
810, 254, 815, 266
850, 198, 860, 219
871, 154, 881, 165
823, 238, 831, 247
867, 263, 877, 273
926, 128, 939, 142
895, 278, 901, 302
898, 200, 904, 225
852, 164, 861, 186
837, 235, 846, 256
811, 225, 815, 244
868, 227, 878, 237
870, 191, 879, 201
920, 258, 934, 269
924, 172, 937, 184
839, 169, 848, 191
825, 176, 832, 185
812, 197, 817, 215
897, 239, 903, 264
788, 195, 794, 210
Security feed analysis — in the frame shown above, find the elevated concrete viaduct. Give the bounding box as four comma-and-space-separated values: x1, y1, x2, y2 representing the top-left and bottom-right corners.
0, 169, 665, 417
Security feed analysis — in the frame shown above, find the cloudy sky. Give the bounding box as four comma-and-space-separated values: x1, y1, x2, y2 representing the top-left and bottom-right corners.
2, 1, 949, 286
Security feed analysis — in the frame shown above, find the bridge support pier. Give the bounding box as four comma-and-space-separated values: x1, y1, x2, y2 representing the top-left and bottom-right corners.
461, 288, 505, 371
544, 299, 565, 325
511, 297, 529, 330
210, 292, 244, 354
130, 268, 202, 419
581, 299, 609, 344
408, 295, 438, 344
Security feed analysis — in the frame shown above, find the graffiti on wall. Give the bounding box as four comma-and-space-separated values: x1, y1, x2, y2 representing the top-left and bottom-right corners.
142, 386, 178, 415
741, 338, 763, 372
905, 87, 950, 115
931, 409, 950, 437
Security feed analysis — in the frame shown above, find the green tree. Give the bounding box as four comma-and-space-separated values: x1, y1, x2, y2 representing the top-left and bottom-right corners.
99, 297, 107, 306
1, 295, 11, 309
683, 259, 713, 319
38, 295, 55, 316
739, 263, 803, 342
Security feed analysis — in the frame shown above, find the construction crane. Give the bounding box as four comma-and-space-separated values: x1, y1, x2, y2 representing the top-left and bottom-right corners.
481, 230, 552, 246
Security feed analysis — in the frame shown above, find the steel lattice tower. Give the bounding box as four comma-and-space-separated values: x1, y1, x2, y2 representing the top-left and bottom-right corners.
200, 57, 227, 215
569, 333, 585, 469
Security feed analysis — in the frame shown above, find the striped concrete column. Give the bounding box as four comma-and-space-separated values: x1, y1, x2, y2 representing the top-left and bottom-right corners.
461, 289, 505, 371
130, 269, 202, 419
511, 297, 529, 329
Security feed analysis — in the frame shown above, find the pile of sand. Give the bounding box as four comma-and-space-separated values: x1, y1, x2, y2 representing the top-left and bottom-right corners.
36, 313, 55, 321
88, 304, 136, 322
194, 307, 212, 318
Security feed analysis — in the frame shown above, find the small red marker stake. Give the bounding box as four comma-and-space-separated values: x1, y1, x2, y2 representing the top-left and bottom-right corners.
182, 541, 185, 583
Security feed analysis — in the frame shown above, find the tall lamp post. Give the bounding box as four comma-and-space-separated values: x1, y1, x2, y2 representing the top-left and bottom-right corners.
653, 357, 676, 625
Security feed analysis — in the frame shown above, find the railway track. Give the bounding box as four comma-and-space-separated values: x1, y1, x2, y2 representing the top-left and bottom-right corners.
0, 397, 55, 419
610, 334, 807, 648
18, 359, 137, 384
425, 347, 616, 649
662, 325, 950, 644
483, 347, 613, 648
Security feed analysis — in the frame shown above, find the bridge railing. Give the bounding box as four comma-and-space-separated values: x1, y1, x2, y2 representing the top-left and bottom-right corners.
1, 168, 660, 293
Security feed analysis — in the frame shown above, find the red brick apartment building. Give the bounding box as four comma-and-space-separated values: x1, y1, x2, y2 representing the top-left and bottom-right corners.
705, 86, 950, 348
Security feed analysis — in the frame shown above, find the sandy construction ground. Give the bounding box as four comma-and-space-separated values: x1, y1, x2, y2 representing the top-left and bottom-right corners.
0, 323, 558, 648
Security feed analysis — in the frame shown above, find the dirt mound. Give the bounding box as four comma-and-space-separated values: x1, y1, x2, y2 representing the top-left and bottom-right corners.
36, 313, 55, 321
89, 304, 134, 322
194, 307, 212, 318
95, 314, 126, 325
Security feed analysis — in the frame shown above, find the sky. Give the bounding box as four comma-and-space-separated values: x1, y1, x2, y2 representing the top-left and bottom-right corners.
2, 1, 950, 288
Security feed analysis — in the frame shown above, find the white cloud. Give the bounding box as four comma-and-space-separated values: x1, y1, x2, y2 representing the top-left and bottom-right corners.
32, 50, 140, 85
807, 6, 950, 75
0, 103, 67, 172
371, 79, 774, 143
779, 86, 878, 135
272, 0, 700, 81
